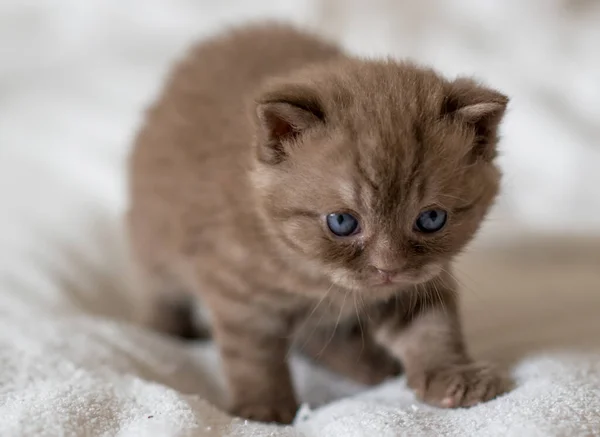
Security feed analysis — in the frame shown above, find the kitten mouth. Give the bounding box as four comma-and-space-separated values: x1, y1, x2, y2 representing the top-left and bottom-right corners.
370, 277, 410, 288
331, 266, 440, 292
367, 266, 441, 288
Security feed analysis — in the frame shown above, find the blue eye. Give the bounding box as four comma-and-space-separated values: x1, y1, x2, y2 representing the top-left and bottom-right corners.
326, 213, 360, 237
415, 209, 447, 233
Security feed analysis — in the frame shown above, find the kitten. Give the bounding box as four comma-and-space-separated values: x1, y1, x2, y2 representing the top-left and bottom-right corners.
128, 23, 510, 424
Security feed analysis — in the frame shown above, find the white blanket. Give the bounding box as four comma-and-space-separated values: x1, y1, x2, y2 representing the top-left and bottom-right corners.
1, 225, 600, 436
1, 1, 600, 436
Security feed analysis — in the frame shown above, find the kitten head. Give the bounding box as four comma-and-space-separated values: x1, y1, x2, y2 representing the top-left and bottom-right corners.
250, 60, 507, 296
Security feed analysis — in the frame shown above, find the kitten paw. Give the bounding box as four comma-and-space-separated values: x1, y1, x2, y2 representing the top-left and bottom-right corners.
231, 403, 298, 424
409, 362, 510, 408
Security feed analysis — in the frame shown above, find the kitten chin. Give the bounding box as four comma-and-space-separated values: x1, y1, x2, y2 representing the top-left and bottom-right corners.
128, 22, 509, 424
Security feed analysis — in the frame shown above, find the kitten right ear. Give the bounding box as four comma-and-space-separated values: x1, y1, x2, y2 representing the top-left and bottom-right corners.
443, 78, 509, 161
254, 85, 325, 165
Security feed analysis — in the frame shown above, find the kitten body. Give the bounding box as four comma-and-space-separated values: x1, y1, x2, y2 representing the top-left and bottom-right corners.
128, 23, 509, 423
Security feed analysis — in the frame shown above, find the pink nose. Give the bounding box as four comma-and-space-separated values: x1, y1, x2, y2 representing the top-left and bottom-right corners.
375, 268, 396, 282
376, 267, 399, 274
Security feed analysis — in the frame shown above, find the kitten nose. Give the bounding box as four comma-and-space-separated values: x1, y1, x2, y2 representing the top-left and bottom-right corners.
375, 268, 396, 275
370, 239, 404, 277
374, 267, 399, 281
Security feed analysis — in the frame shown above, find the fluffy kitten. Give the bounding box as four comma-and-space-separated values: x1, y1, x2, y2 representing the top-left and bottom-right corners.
128, 23, 510, 424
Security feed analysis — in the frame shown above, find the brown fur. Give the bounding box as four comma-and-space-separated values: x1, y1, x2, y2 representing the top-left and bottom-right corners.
127, 23, 510, 423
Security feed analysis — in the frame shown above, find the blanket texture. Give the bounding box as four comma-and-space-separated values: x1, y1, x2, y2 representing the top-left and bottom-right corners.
1, 228, 600, 436
1, 0, 600, 436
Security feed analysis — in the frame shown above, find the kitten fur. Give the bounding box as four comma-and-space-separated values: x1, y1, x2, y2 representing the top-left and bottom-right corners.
128, 23, 510, 424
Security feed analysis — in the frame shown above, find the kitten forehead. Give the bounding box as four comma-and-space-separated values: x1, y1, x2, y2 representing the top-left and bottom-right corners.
289, 59, 449, 128
291, 60, 473, 178
306, 63, 484, 211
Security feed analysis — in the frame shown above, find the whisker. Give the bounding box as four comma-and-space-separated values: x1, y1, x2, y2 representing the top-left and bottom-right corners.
288, 283, 334, 358
423, 283, 433, 317
409, 285, 417, 318
431, 277, 447, 315
451, 265, 483, 290
441, 266, 483, 302
353, 292, 365, 361
317, 290, 349, 358
414, 283, 426, 319
358, 291, 372, 323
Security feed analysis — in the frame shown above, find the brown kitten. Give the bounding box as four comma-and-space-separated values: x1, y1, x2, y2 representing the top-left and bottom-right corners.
128, 23, 510, 424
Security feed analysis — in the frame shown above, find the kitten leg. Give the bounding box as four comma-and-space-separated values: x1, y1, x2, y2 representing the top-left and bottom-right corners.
140, 295, 207, 340
133, 266, 208, 340
296, 322, 401, 385
374, 272, 510, 408
210, 300, 298, 424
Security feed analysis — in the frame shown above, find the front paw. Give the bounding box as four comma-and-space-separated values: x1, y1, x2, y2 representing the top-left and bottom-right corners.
409, 362, 510, 408
231, 402, 298, 424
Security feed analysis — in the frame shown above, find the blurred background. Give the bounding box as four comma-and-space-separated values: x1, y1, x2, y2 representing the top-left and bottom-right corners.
1, 0, 600, 303
1, 0, 599, 250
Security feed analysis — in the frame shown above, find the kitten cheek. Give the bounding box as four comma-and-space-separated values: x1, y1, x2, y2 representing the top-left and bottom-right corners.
419, 263, 443, 282
403, 262, 443, 285
329, 269, 362, 291
278, 220, 320, 254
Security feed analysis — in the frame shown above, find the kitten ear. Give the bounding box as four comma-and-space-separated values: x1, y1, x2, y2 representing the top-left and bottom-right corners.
444, 78, 509, 160
254, 85, 325, 165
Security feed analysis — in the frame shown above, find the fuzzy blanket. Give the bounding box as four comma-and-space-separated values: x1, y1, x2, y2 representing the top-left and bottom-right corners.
1, 222, 599, 436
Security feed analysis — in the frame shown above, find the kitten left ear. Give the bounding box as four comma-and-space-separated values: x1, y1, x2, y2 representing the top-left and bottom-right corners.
254, 84, 325, 165
444, 78, 509, 160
